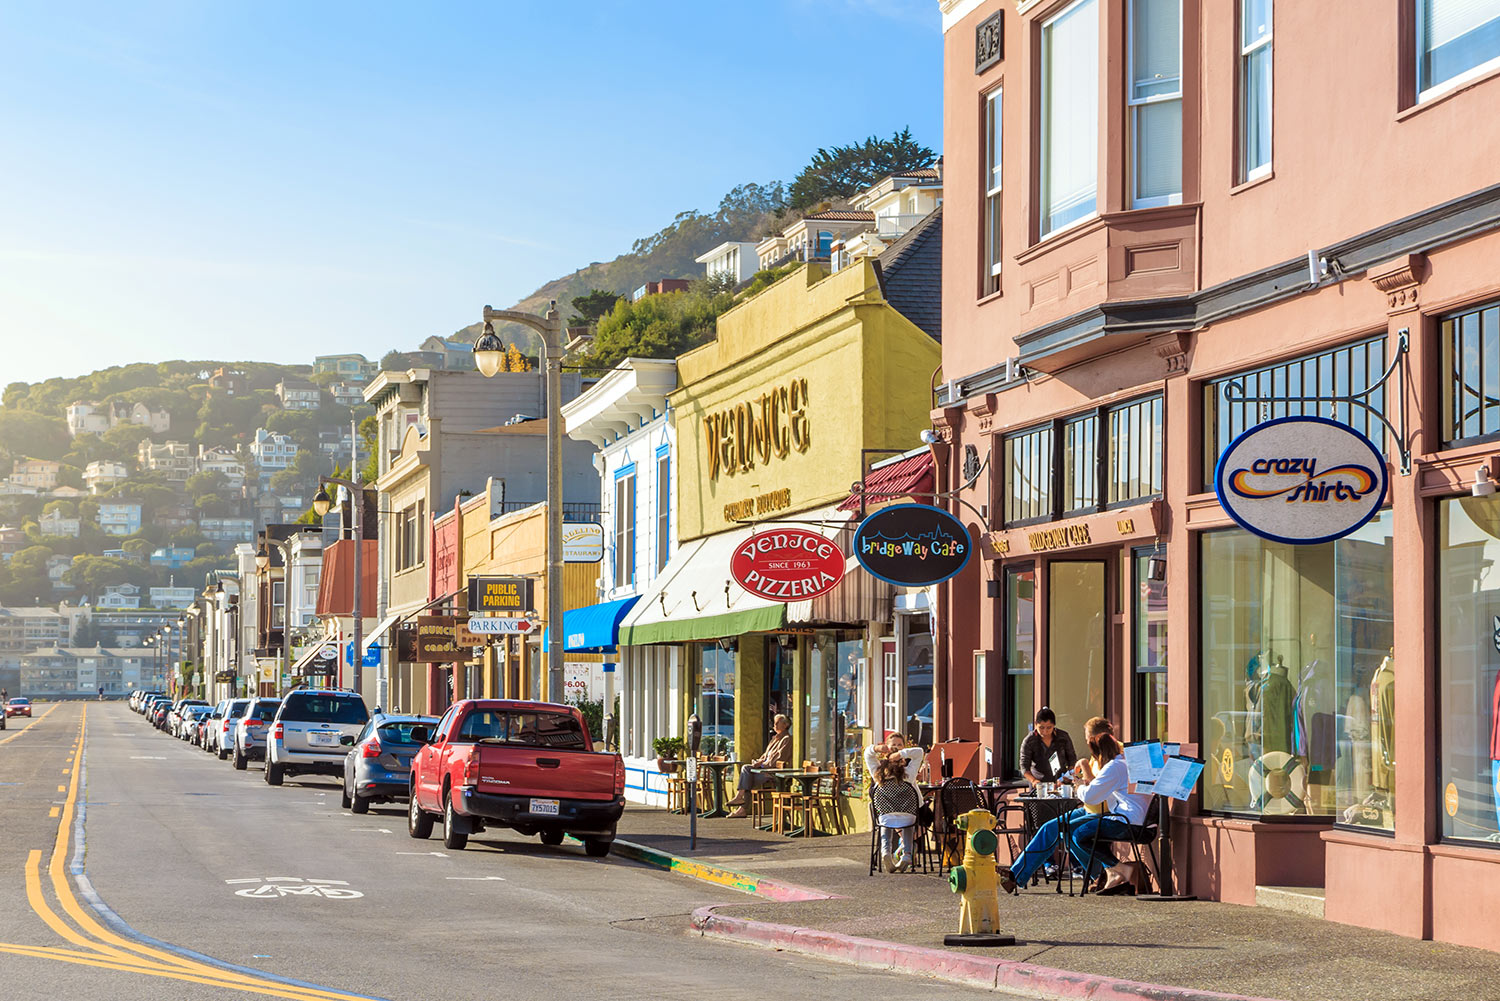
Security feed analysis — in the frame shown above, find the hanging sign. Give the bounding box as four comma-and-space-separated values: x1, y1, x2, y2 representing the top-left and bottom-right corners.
414, 616, 465, 663
853, 503, 971, 586
729, 528, 844, 601
468, 576, 534, 613
562, 523, 604, 563
1214, 416, 1387, 545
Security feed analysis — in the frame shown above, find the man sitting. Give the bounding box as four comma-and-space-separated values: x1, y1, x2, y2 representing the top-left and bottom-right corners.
726, 714, 792, 818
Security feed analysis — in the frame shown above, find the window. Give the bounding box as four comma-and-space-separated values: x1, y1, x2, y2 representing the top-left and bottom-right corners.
1440, 300, 1500, 444
1418, 0, 1500, 99
271, 580, 285, 629
656, 450, 671, 572
614, 471, 636, 588
1048, 561, 1106, 739
1199, 513, 1393, 824
1062, 413, 1099, 514
1239, 0, 1273, 181
1130, 0, 1182, 206
1108, 395, 1164, 504
1003, 424, 1054, 525
903, 625, 934, 747
973, 650, 989, 721
984, 87, 1004, 293
395, 502, 424, 572
1004, 567, 1036, 778
697, 643, 735, 757
1040, 0, 1099, 236
1438, 496, 1500, 846
1203, 336, 1386, 490
1132, 549, 1168, 740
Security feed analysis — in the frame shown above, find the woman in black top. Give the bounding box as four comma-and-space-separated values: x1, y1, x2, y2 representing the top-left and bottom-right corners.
1018, 707, 1078, 786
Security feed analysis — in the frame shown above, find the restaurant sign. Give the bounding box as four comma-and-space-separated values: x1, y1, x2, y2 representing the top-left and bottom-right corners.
468, 576, 534, 613
853, 503, 971, 586
730, 528, 844, 601
563, 523, 604, 563
1215, 416, 1387, 545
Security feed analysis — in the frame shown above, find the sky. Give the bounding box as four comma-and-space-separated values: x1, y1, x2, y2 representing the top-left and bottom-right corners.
0, 0, 943, 388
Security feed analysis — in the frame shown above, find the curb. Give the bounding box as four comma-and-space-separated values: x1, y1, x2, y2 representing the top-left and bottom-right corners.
691, 906, 1289, 1001
610, 838, 835, 902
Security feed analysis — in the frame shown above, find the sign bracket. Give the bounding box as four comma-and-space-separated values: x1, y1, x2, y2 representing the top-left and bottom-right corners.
1220, 329, 1411, 475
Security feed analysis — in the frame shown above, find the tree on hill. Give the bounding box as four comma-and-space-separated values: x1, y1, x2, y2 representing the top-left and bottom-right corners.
2, 545, 53, 604
99, 423, 153, 463
567, 290, 621, 328
573, 280, 735, 374
787, 128, 935, 211
0, 411, 70, 462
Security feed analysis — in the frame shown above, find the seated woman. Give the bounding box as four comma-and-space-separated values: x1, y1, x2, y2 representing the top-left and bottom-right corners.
1018, 707, 1078, 787
1000, 716, 1151, 894
870, 745, 925, 872
863, 731, 925, 796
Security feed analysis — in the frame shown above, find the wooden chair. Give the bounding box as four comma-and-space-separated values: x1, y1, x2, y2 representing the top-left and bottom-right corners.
804, 764, 845, 836
771, 761, 814, 834
664, 770, 689, 814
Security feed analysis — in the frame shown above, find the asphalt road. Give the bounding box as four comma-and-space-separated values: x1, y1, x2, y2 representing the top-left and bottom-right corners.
0, 703, 1004, 1000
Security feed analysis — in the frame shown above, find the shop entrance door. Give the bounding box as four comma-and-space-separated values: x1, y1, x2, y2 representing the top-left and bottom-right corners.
764, 638, 794, 743
1047, 560, 1107, 742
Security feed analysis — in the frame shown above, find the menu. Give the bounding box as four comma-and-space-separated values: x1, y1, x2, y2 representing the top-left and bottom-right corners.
1124, 740, 1166, 783
1154, 754, 1205, 801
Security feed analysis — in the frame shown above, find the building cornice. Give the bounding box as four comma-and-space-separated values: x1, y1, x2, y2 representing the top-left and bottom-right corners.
940, 0, 986, 33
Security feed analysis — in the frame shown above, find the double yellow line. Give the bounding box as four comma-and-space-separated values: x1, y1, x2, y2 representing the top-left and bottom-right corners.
0, 707, 379, 1000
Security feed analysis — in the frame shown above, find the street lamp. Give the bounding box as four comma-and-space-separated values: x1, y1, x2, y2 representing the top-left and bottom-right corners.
312, 470, 365, 697
476, 302, 589, 705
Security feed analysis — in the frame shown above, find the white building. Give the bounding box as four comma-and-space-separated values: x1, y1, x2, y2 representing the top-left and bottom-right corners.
136, 440, 196, 480
98, 583, 142, 610
148, 586, 195, 609
67, 400, 170, 438
250, 429, 298, 473
84, 461, 129, 494
38, 509, 81, 538
196, 446, 246, 487
561, 357, 680, 806
694, 241, 760, 284
199, 518, 255, 544
276, 380, 322, 411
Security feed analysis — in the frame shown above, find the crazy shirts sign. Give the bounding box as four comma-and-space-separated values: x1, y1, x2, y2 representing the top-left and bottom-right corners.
1214, 416, 1387, 545
853, 503, 972, 586
730, 528, 844, 602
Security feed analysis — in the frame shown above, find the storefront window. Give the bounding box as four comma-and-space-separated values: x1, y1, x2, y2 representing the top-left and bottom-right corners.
697, 643, 735, 757
1199, 512, 1394, 826
811, 630, 863, 788
1005, 568, 1036, 778
1440, 299, 1500, 445
1004, 425, 1053, 525
1438, 497, 1500, 847
902, 625, 934, 748
1048, 561, 1106, 741
1133, 549, 1168, 740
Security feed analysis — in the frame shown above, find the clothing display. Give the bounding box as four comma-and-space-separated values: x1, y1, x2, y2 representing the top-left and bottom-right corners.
1249, 751, 1308, 815
1345, 690, 1371, 801
1259, 660, 1297, 756
1370, 656, 1395, 792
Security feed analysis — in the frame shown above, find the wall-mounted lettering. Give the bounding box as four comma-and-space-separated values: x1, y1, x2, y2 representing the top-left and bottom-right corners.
703, 378, 810, 481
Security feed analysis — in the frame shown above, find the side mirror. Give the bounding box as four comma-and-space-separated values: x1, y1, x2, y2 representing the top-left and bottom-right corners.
339, 734, 355, 746
409, 725, 430, 744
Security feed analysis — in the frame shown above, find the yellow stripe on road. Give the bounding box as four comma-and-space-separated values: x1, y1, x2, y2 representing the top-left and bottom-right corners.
0, 702, 60, 744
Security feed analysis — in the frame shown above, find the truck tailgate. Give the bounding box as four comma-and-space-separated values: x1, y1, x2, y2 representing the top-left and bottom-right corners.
475, 746, 617, 801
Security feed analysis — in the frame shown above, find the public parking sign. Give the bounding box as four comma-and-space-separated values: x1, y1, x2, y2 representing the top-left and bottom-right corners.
461, 616, 534, 637
468, 576, 534, 613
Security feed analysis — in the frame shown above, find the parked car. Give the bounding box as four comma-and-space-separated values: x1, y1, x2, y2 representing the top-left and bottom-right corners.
5, 697, 32, 718
167, 699, 209, 734
151, 701, 174, 729
232, 698, 282, 770
178, 705, 211, 741
208, 699, 249, 758
341, 713, 439, 814
265, 689, 370, 786
406, 699, 625, 856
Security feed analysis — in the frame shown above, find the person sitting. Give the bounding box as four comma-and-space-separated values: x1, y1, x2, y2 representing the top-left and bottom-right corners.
1000, 716, 1151, 894
871, 745, 925, 872
1018, 707, 1078, 787
864, 731, 924, 796
726, 714, 791, 818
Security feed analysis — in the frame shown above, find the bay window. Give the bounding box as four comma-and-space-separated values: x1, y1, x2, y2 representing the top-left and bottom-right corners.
1129, 0, 1183, 206
1239, 0, 1272, 181
1040, 0, 1099, 236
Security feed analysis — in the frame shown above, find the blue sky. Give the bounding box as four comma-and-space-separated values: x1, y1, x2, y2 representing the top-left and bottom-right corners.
0, 1, 942, 387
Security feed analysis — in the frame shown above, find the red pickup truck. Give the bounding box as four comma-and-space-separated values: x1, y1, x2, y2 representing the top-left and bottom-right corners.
406, 699, 625, 857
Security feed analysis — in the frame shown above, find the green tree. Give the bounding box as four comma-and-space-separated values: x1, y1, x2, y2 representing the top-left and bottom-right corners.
42, 500, 77, 518
0, 411, 70, 461
56, 464, 83, 489
185, 470, 230, 498
63, 555, 134, 594
573, 280, 735, 373
567, 290, 621, 328
2, 545, 53, 604
99, 423, 153, 464
122, 537, 151, 559
787, 128, 935, 211
194, 493, 235, 517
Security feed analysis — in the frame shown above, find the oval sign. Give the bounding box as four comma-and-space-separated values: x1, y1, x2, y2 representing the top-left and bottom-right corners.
852, 503, 972, 586
1214, 415, 1388, 545
730, 528, 844, 602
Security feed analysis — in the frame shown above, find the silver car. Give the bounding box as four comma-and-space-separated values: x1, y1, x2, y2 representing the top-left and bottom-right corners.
340, 713, 438, 814
232, 698, 281, 771
178, 705, 211, 741
210, 699, 250, 759
265, 689, 369, 786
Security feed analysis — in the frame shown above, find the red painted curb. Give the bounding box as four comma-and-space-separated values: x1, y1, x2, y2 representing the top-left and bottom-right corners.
691, 906, 1289, 1001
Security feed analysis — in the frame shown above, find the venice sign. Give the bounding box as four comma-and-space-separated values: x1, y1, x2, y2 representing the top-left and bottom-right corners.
729, 528, 844, 601
1214, 416, 1387, 545
853, 503, 971, 586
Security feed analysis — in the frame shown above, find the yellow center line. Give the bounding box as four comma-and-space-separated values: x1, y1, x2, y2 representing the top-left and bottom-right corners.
0, 703, 59, 744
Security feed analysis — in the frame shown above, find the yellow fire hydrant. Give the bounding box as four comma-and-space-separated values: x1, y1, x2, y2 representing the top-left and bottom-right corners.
947, 808, 1003, 936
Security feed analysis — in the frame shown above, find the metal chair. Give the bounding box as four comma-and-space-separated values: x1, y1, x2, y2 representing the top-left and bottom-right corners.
936, 778, 982, 871
1078, 796, 1162, 896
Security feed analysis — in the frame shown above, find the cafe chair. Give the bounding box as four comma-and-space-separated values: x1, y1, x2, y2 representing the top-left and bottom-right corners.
804, 765, 844, 836
867, 799, 933, 874
664, 770, 690, 814
1077, 796, 1163, 897
771, 761, 815, 835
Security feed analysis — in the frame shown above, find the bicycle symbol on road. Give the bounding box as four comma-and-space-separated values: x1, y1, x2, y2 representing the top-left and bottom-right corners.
227, 877, 364, 900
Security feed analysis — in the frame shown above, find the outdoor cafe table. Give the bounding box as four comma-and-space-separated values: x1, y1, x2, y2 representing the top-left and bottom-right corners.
781, 771, 834, 837
697, 759, 740, 818
1016, 792, 1084, 892
755, 769, 805, 832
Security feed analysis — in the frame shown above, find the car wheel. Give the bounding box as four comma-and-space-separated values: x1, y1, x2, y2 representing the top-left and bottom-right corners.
408, 790, 433, 839
341, 783, 352, 810
233, 746, 247, 770
265, 760, 284, 786
350, 792, 369, 815
443, 792, 468, 850
583, 838, 612, 858
217, 745, 228, 761
540, 830, 564, 846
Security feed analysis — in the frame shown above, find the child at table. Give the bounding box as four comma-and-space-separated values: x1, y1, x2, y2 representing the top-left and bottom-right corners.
871, 745, 925, 872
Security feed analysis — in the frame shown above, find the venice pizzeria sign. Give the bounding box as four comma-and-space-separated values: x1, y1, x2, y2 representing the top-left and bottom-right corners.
730, 528, 844, 601
1214, 415, 1388, 545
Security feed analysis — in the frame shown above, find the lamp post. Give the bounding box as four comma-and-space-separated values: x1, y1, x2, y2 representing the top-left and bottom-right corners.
257, 535, 294, 696
476, 302, 589, 705
313, 471, 364, 697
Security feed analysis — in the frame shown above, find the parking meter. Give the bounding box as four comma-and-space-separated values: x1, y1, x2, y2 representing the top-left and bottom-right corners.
602, 712, 616, 751
687, 713, 702, 754
686, 713, 703, 849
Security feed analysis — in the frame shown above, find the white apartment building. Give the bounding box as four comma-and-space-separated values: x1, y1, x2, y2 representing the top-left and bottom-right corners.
84, 461, 129, 494
250, 429, 298, 472
694, 242, 760, 284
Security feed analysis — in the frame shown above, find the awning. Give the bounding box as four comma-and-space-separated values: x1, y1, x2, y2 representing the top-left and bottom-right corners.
289, 636, 337, 676
620, 505, 849, 646
542, 595, 641, 653
839, 450, 934, 512
361, 613, 402, 655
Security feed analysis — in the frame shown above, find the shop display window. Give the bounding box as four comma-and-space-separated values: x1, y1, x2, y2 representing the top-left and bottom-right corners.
1438, 497, 1500, 847
697, 643, 735, 758
1133, 549, 1168, 741
1004, 568, 1035, 778
902, 625, 934, 749
811, 630, 864, 793
1048, 561, 1106, 741
1199, 513, 1393, 826
1440, 299, 1500, 446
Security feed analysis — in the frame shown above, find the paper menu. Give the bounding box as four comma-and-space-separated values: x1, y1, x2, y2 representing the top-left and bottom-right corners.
1163, 742, 1181, 758
1048, 751, 1062, 776
1154, 755, 1205, 801
1123, 740, 1166, 782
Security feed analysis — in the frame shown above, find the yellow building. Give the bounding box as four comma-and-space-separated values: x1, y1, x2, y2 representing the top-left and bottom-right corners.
620, 215, 942, 831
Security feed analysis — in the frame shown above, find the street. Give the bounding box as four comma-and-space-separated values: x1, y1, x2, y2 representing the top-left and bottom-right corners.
0, 702, 1001, 1000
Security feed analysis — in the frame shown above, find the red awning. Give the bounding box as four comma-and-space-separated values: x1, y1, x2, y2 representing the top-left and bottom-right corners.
315, 539, 378, 618
838, 451, 934, 512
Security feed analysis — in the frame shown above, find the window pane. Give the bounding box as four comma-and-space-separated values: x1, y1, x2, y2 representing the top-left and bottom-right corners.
1135, 98, 1183, 202
1242, 0, 1272, 47
1062, 414, 1097, 512
1042, 0, 1099, 235
1005, 425, 1053, 524
1198, 514, 1393, 823
1005, 568, 1036, 778
1240, 42, 1272, 177
1048, 561, 1106, 740
1107, 396, 1163, 504
1132, 0, 1182, 99
1421, 0, 1500, 93
697, 644, 735, 757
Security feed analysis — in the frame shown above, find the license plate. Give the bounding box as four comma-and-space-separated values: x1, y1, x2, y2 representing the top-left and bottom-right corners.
308, 731, 338, 747
530, 798, 559, 816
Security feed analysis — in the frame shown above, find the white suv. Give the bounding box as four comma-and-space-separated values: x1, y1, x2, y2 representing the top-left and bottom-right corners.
265, 689, 370, 786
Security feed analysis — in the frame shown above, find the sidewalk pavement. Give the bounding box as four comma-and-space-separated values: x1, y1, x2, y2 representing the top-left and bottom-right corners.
614, 804, 1500, 1001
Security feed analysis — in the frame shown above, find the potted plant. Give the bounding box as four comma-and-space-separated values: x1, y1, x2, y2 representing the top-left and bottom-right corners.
653, 736, 686, 773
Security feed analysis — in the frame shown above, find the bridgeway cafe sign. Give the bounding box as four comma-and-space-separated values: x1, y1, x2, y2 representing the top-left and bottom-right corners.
730, 528, 843, 601
853, 503, 971, 586
1214, 416, 1387, 545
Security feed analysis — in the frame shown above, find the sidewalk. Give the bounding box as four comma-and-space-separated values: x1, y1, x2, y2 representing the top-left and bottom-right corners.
614, 805, 1500, 1001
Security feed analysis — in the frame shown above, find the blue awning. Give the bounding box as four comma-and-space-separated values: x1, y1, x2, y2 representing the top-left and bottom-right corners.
543, 595, 641, 653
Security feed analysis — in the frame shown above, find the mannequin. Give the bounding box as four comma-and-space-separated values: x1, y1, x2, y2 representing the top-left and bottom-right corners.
1370, 652, 1395, 793
1345, 672, 1372, 803
1261, 655, 1297, 756
1490, 667, 1500, 833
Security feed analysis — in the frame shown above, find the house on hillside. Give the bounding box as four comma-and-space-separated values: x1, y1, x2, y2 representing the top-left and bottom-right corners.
39, 509, 81, 538
46, 555, 74, 592
12, 460, 62, 489
417, 337, 477, 371
66, 402, 111, 436
84, 461, 129, 494
148, 586, 194, 609
249, 429, 297, 476
329, 382, 365, 407
136, 440, 196, 480
200, 517, 254, 544
695, 242, 760, 284
150, 547, 196, 568
207, 368, 247, 398
98, 583, 141, 610
196, 446, 245, 487
629, 279, 690, 302
755, 210, 874, 270
276, 379, 322, 411
314, 353, 377, 383
66, 401, 169, 438
98, 502, 142, 537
